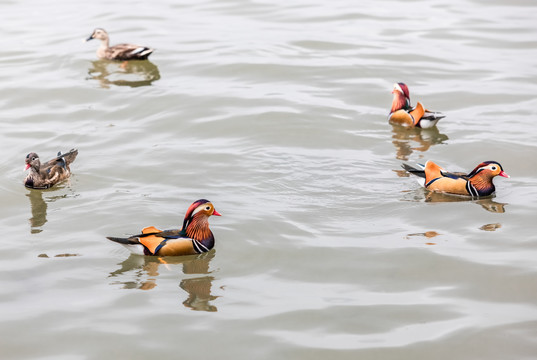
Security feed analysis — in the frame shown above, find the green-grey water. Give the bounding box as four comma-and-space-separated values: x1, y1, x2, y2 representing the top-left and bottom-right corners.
1, 0, 537, 359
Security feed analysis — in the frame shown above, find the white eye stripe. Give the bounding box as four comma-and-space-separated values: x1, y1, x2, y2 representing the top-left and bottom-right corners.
192, 204, 212, 216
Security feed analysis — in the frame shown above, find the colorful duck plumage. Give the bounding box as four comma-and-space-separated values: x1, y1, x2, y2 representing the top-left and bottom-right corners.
402, 160, 509, 197
86, 28, 154, 61
107, 199, 221, 256
389, 83, 445, 128
24, 149, 78, 189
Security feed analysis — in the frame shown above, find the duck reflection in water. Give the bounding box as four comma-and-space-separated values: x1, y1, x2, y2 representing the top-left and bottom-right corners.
391, 125, 448, 161
109, 251, 218, 312
87, 59, 160, 88
424, 191, 507, 213
26, 188, 71, 234
402, 189, 507, 214
27, 189, 47, 233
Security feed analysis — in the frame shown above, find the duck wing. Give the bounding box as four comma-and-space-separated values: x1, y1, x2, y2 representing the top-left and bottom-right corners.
107, 44, 154, 60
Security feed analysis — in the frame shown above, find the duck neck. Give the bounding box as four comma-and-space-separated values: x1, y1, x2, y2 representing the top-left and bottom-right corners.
100, 37, 110, 50
29, 163, 41, 177
469, 173, 495, 196
391, 92, 409, 113
185, 215, 213, 242
25, 164, 42, 188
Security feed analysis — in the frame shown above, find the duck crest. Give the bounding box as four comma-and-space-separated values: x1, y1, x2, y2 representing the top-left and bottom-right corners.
467, 161, 495, 178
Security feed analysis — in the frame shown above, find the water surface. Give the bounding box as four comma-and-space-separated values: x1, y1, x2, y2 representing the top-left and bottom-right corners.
1, 0, 537, 359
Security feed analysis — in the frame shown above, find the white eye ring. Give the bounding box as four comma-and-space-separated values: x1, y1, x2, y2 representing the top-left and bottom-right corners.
32, 157, 36, 161
491, 166, 497, 170
205, 206, 211, 211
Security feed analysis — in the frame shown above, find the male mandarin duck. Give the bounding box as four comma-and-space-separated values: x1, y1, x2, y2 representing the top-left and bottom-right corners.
107, 199, 221, 256
389, 82, 445, 128
86, 28, 154, 61
24, 149, 78, 189
402, 160, 509, 197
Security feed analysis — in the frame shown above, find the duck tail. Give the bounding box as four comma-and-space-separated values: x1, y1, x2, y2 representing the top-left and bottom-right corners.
106, 236, 139, 245
56, 149, 78, 165
401, 163, 425, 178
423, 111, 445, 121
63, 149, 78, 165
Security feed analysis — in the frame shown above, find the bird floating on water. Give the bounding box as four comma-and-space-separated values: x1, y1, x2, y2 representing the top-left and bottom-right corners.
85, 28, 154, 61
107, 199, 221, 256
389, 83, 445, 128
24, 149, 78, 189
402, 160, 509, 197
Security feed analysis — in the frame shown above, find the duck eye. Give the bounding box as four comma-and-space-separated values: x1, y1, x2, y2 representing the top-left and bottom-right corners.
205, 206, 211, 211
32, 157, 36, 161
491, 166, 497, 170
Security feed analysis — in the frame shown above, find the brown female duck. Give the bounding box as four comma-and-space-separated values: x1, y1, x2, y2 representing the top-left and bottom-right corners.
86, 28, 154, 61
24, 149, 78, 189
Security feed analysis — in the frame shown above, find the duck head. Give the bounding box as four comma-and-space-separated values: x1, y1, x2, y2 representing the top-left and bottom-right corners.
181, 199, 221, 238
86, 28, 109, 42
467, 161, 509, 197
467, 161, 509, 179
25, 152, 40, 171
391, 82, 411, 113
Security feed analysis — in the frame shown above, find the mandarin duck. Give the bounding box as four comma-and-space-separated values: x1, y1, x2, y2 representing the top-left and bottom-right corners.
402, 160, 509, 197
24, 149, 78, 189
107, 199, 221, 256
86, 28, 154, 61
389, 83, 445, 128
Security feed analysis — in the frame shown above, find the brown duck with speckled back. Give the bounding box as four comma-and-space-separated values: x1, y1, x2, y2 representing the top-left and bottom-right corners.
24, 149, 78, 189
